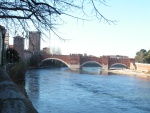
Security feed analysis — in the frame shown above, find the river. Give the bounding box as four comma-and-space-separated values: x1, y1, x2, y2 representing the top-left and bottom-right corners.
25, 67, 150, 113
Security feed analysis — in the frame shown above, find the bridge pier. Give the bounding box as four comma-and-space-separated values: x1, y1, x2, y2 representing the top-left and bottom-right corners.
69, 64, 80, 70
102, 64, 108, 71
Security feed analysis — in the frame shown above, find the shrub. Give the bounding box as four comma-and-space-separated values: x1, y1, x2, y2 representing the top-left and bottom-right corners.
8, 60, 27, 84
6, 48, 20, 63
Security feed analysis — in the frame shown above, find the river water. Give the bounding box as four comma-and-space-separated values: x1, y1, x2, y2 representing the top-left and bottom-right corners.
25, 67, 150, 113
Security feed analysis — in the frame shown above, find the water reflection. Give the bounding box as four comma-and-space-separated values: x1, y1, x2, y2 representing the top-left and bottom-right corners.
25, 67, 150, 113
25, 69, 40, 103
73, 67, 109, 75
81, 67, 102, 75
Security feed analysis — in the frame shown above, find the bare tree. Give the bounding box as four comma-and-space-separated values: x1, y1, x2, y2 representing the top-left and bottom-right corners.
0, 0, 115, 39
51, 46, 61, 55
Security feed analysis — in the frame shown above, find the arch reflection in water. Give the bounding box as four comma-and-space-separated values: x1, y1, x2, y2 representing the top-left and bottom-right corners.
110, 63, 128, 70
80, 61, 109, 75
25, 67, 150, 113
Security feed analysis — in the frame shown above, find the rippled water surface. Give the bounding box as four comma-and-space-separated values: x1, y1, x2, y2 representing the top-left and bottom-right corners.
25, 67, 150, 113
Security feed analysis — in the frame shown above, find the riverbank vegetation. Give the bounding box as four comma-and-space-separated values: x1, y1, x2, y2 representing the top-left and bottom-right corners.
6, 52, 65, 84
135, 49, 150, 63
6, 60, 28, 100
7, 60, 27, 84
6, 48, 20, 63
5, 48, 27, 84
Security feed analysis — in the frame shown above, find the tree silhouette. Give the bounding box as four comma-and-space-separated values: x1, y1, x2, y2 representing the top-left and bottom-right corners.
6, 48, 20, 63
143, 50, 150, 63
135, 49, 150, 63
0, 0, 115, 39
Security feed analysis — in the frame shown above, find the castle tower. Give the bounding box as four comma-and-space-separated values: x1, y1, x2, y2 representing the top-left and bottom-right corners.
5, 31, 9, 49
43, 47, 50, 54
28, 31, 41, 53
13, 36, 25, 59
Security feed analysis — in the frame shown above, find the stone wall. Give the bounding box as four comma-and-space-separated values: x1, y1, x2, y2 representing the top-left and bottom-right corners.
130, 63, 150, 72
24, 50, 32, 61
0, 67, 37, 113
13, 36, 25, 59
135, 63, 150, 72
28, 31, 41, 53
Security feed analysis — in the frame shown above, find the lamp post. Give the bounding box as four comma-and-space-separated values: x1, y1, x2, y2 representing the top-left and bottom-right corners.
1, 27, 6, 66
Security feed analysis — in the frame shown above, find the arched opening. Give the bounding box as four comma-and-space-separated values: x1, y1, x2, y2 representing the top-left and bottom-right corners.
81, 61, 102, 68
80, 61, 102, 74
110, 63, 128, 70
39, 58, 70, 68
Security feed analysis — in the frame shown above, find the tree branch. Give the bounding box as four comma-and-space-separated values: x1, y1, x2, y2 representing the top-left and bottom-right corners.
30, 0, 61, 15
0, 0, 115, 40
0, 13, 34, 19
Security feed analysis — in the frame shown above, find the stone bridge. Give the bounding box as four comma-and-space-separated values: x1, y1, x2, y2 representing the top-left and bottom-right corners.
40, 54, 135, 70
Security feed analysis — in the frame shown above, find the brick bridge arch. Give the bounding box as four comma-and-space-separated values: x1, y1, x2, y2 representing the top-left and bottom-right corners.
40, 54, 135, 70
39, 58, 70, 68
80, 61, 102, 68
110, 63, 128, 68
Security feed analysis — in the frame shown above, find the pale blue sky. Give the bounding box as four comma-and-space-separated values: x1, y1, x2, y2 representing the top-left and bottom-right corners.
44, 0, 150, 58
9, 0, 150, 58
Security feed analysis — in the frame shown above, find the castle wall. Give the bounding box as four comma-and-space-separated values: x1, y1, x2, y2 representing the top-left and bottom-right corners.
28, 31, 41, 53
13, 36, 24, 59
24, 50, 32, 61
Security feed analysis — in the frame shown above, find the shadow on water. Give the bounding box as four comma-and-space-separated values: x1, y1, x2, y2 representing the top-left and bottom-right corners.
71, 67, 109, 75
25, 67, 150, 113
25, 70, 40, 102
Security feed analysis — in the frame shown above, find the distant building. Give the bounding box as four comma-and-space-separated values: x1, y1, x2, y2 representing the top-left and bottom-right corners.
28, 31, 41, 54
43, 47, 50, 54
5, 31, 9, 49
24, 50, 32, 61
12, 31, 41, 61
84, 53, 87, 56
11, 31, 51, 61
13, 36, 25, 59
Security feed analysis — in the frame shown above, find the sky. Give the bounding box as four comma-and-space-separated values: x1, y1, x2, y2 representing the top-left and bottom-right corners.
10, 0, 150, 58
